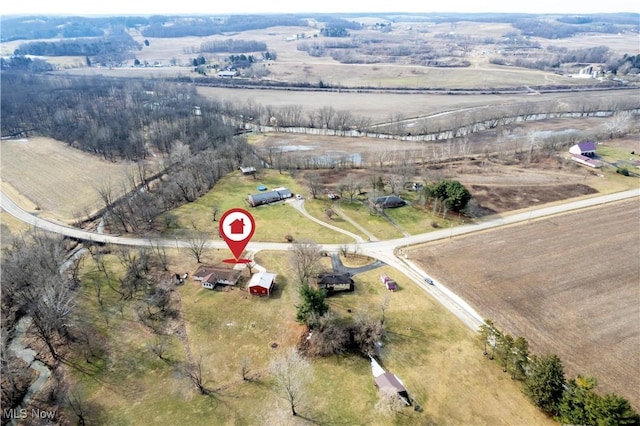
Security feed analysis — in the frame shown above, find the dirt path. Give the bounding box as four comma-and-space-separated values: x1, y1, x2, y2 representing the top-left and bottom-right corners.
290, 199, 365, 243
330, 204, 379, 241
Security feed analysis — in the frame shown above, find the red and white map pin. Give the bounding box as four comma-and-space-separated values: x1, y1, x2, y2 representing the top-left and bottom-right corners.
219, 208, 255, 264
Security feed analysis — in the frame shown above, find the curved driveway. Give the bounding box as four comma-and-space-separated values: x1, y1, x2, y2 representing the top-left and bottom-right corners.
2, 188, 639, 330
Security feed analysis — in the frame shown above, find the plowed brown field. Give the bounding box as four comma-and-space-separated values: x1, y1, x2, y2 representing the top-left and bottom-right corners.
412, 199, 640, 410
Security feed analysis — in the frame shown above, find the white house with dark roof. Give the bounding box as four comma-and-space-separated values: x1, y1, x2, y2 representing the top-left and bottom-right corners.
569, 141, 596, 157
193, 266, 242, 289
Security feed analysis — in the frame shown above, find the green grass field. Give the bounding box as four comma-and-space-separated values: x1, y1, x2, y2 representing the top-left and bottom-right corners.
159, 170, 353, 244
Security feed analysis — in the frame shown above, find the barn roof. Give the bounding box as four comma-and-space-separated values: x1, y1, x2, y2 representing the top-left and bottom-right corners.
248, 272, 276, 289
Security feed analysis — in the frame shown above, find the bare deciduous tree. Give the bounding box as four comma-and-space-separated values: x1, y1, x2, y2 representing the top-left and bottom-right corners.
603, 111, 631, 139
375, 387, 406, 417
149, 240, 169, 271
305, 172, 323, 199
289, 240, 322, 286
240, 356, 251, 381
29, 275, 77, 360
183, 355, 211, 395
341, 174, 360, 202
269, 348, 312, 416
149, 335, 167, 360
187, 231, 208, 264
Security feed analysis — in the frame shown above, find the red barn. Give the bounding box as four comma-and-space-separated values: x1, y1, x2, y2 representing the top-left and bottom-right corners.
248, 272, 276, 296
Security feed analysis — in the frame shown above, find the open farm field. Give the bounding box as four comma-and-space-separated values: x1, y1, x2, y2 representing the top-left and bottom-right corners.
251, 131, 638, 213
48, 19, 639, 89
249, 116, 634, 164
71, 248, 555, 425
200, 87, 639, 123
0, 137, 159, 223
541, 32, 640, 56
410, 199, 640, 410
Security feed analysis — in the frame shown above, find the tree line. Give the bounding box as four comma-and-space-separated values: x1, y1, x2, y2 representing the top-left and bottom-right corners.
479, 320, 639, 424
512, 18, 629, 39
1, 15, 148, 42
1, 73, 239, 160
197, 39, 267, 54
97, 139, 252, 234
14, 30, 140, 61
141, 15, 307, 38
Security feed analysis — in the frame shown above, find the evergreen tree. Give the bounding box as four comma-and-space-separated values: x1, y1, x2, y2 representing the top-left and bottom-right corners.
524, 354, 566, 415
557, 376, 596, 425
496, 333, 514, 372
295, 284, 328, 328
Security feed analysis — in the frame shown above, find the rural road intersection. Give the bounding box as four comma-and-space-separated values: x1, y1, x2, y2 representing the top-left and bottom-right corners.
2, 188, 638, 331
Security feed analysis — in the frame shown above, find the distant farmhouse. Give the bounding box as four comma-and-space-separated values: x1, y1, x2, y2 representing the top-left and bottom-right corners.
217, 70, 238, 78
247, 187, 292, 207
569, 141, 602, 168
569, 141, 596, 157
239, 166, 256, 176
193, 266, 242, 290
316, 272, 354, 293
248, 271, 277, 296
373, 195, 406, 209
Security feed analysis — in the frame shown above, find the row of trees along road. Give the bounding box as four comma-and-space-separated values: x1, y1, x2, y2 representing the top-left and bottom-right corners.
479, 319, 639, 423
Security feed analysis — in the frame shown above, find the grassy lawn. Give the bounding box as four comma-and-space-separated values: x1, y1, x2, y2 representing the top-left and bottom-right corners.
597, 145, 640, 172
384, 202, 459, 236
301, 196, 368, 239
160, 170, 353, 244
0, 210, 30, 248
335, 200, 404, 240
68, 248, 553, 425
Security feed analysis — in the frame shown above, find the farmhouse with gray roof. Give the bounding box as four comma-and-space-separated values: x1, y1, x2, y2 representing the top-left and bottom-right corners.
247, 187, 292, 207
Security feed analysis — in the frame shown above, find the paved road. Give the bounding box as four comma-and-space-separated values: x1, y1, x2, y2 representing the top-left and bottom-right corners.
2, 188, 638, 332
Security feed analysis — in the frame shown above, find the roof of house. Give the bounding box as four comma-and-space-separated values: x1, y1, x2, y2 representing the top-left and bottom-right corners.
370, 356, 386, 378
193, 266, 242, 283
571, 153, 602, 168
249, 187, 292, 204
240, 166, 256, 174
575, 141, 596, 152
374, 372, 407, 393
374, 195, 405, 206
249, 190, 282, 203
275, 187, 292, 197
317, 272, 353, 285
248, 272, 277, 289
